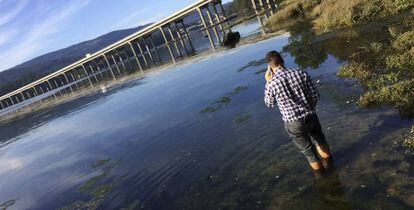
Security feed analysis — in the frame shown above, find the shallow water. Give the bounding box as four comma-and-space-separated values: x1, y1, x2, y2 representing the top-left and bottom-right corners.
1, 24, 414, 209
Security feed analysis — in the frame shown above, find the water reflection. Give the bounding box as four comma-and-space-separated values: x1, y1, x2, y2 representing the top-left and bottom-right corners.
281, 20, 393, 70
278, 170, 352, 210
0, 22, 413, 209
60, 159, 121, 209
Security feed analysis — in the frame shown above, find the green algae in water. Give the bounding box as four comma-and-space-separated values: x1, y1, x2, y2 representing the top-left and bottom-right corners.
200, 86, 249, 114
60, 159, 121, 210
403, 126, 414, 148
237, 59, 266, 72
233, 86, 248, 94
0, 199, 17, 210
215, 95, 232, 105
254, 69, 267, 75
200, 107, 219, 114
92, 158, 111, 168
120, 200, 141, 210
233, 114, 251, 124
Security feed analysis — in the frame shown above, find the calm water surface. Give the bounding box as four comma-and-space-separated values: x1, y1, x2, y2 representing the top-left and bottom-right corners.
0, 26, 414, 210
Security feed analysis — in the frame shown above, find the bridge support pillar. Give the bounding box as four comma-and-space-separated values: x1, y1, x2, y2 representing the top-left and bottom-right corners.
118, 55, 126, 72
251, 0, 266, 36
211, 3, 225, 33
81, 65, 94, 86
53, 79, 59, 90
179, 20, 195, 54
160, 26, 176, 63
21, 92, 26, 101
63, 73, 74, 93
128, 42, 143, 71
110, 54, 122, 74
206, 5, 221, 44
174, 22, 190, 55
136, 41, 149, 67
89, 65, 99, 83
33, 86, 39, 96
40, 86, 46, 95
258, 0, 269, 20
47, 80, 53, 91
95, 63, 105, 78
142, 37, 155, 64
218, 2, 229, 29
198, 7, 215, 50
103, 55, 117, 80
167, 24, 182, 58
149, 35, 161, 63
69, 73, 79, 89
266, 0, 274, 15
0, 101, 4, 109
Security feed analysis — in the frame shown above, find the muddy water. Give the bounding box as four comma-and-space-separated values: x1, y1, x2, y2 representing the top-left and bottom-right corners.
0, 25, 413, 209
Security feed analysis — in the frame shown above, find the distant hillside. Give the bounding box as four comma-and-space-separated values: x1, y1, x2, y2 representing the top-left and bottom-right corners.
0, 4, 234, 96
0, 24, 154, 95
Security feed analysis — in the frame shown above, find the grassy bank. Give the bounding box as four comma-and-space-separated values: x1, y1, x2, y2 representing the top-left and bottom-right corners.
337, 21, 414, 149
268, 0, 414, 32
267, 0, 414, 150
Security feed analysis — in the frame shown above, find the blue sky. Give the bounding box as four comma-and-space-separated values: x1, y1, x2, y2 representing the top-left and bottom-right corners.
0, 0, 232, 72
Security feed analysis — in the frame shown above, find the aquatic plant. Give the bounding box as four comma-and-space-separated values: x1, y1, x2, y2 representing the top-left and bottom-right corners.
0, 199, 17, 210
335, 20, 414, 148
200, 86, 249, 114
237, 59, 266, 72
234, 86, 248, 94
215, 95, 232, 105
200, 107, 219, 114
403, 126, 414, 149
254, 69, 267, 75
92, 158, 111, 168
233, 114, 251, 124
60, 159, 121, 210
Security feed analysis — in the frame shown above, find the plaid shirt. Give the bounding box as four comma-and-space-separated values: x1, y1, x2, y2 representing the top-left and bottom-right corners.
264, 66, 319, 122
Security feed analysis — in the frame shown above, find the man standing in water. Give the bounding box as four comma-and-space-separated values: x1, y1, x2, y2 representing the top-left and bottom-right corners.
264, 51, 332, 171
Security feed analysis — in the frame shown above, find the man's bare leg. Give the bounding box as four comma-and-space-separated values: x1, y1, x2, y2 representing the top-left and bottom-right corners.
310, 161, 323, 170
316, 144, 332, 169
316, 144, 331, 159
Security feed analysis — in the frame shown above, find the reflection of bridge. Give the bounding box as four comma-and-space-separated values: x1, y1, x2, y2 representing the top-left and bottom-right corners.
0, 0, 278, 112
251, 0, 279, 35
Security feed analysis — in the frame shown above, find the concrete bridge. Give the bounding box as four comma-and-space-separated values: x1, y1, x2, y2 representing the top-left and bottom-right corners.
0, 0, 278, 112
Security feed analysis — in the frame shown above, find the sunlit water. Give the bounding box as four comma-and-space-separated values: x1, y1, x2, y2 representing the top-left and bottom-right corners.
1, 23, 414, 210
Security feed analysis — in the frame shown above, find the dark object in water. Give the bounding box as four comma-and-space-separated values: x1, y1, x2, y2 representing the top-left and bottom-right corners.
222, 31, 241, 49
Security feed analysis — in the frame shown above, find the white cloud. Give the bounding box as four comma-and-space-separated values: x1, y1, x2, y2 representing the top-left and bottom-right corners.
0, 30, 15, 46
0, 0, 28, 27
112, 8, 149, 30
0, 0, 94, 71
136, 12, 167, 26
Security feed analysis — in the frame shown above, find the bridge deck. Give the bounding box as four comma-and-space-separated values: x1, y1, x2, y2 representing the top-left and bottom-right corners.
0, 0, 218, 101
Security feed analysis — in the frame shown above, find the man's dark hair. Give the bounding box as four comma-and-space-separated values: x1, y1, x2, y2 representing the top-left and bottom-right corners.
266, 51, 284, 67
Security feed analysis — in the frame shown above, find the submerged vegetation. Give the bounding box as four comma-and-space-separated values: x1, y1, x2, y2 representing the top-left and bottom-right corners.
404, 126, 414, 149
0, 199, 16, 210
233, 113, 251, 124
337, 23, 414, 118
268, 0, 414, 149
60, 159, 121, 210
200, 86, 248, 114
